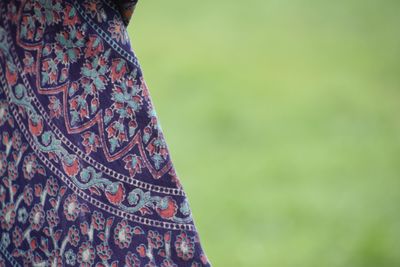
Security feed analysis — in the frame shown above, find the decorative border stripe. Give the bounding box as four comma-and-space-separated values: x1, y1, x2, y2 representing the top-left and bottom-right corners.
0, 66, 195, 231
74, 0, 140, 69
0, 244, 21, 267
5, 7, 186, 197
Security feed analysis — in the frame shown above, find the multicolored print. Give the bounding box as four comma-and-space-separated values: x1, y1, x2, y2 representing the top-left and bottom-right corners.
0, 0, 210, 266
114, 0, 139, 26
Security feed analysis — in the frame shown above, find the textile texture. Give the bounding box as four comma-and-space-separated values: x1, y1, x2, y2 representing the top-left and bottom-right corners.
0, 0, 210, 266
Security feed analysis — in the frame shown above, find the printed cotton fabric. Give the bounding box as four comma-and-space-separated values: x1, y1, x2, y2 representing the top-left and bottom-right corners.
0, 0, 211, 266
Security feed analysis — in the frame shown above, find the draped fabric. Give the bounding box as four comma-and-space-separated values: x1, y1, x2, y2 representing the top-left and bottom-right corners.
0, 0, 210, 266
114, 0, 139, 26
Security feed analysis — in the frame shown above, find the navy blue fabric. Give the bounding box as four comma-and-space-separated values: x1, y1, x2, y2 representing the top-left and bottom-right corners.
0, 0, 210, 266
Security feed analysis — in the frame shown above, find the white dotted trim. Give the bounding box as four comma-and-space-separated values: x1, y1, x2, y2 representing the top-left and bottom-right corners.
5, 9, 185, 197
73, 0, 140, 69
0, 244, 21, 267
0, 70, 195, 231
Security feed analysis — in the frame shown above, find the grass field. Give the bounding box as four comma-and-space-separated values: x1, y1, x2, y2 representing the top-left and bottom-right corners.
127, 1, 400, 266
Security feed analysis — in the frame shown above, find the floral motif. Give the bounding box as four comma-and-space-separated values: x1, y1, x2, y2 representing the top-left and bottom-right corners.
114, 219, 133, 248
61, 154, 81, 177
48, 249, 62, 267
125, 251, 140, 267
147, 136, 169, 170
0, 151, 6, 176
84, 35, 104, 57
175, 232, 195, 261
77, 241, 95, 267
0, 203, 16, 231
46, 175, 59, 196
81, 131, 101, 155
46, 208, 60, 227
104, 181, 126, 205
68, 48, 110, 125
63, 193, 81, 221
23, 51, 35, 75
20, 0, 63, 41
22, 153, 39, 180
17, 207, 28, 223
11, 129, 22, 149
15, 0, 176, 175
80, 50, 109, 93
65, 249, 77, 265
123, 154, 143, 177
110, 58, 127, 82
148, 230, 163, 249
29, 203, 45, 231
108, 16, 129, 44
83, 0, 107, 22
1, 232, 10, 248
7, 160, 18, 181
48, 96, 63, 119
156, 196, 178, 220
32, 0, 63, 26
0, 0, 210, 266
91, 210, 105, 230
63, 3, 80, 27
68, 225, 80, 247
53, 27, 85, 65
23, 185, 33, 205
96, 243, 112, 261
13, 226, 22, 247
22, 251, 34, 266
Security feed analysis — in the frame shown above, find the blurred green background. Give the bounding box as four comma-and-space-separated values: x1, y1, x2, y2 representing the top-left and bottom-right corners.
127, 0, 400, 266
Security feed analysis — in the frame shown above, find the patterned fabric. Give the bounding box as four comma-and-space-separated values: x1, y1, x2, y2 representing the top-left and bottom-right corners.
114, 0, 139, 26
0, 0, 210, 266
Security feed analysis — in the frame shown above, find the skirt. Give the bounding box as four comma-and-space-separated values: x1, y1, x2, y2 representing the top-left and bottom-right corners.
0, 0, 210, 266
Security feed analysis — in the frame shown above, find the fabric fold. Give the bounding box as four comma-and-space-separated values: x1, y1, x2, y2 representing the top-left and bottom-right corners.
0, 0, 211, 266
114, 0, 139, 26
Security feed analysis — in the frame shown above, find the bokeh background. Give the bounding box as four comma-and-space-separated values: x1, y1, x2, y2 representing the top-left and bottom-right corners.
127, 0, 400, 266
